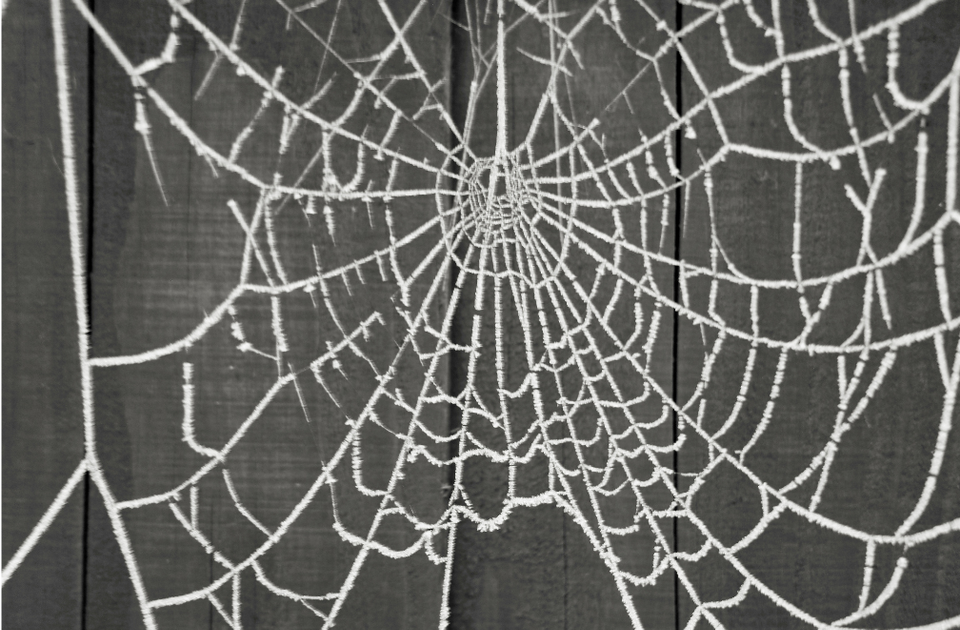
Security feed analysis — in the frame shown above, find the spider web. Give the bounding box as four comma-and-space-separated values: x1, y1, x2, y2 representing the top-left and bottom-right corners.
4, 0, 960, 628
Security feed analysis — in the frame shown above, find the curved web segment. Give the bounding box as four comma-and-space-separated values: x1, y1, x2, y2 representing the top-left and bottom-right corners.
6, 0, 960, 628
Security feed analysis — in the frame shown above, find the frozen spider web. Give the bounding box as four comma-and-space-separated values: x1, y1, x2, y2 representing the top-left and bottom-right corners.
4, 0, 960, 628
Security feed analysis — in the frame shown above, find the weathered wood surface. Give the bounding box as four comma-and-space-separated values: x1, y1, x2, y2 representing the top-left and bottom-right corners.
3, 1, 958, 629
675, 0, 960, 627
447, 2, 677, 628
2, 1, 88, 628
87, 0, 451, 628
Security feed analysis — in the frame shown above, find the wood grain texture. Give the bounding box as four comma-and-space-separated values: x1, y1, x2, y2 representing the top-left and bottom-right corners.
675, 1, 960, 627
86, 0, 451, 627
445, 4, 567, 628
84, 1, 162, 627
3, 0, 959, 628
2, 1, 88, 628
447, 2, 679, 627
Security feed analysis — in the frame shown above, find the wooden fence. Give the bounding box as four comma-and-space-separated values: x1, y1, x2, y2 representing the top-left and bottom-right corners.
4, 0, 959, 628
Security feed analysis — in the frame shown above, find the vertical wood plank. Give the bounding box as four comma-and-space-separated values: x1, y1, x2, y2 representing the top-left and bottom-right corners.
2, 1, 88, 628
676, 1, 959, 627
448, 1, 678, 627
79, 0, 452, 627
446, 3, 567, 627
84, 0, 163, 626
550, 2, 681, 627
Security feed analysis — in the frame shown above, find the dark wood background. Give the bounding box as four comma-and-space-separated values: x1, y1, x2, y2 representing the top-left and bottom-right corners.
4, 0, 959, 628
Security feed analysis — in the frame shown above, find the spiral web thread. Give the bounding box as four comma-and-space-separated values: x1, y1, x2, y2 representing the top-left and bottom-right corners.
4, 0, 960, 628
